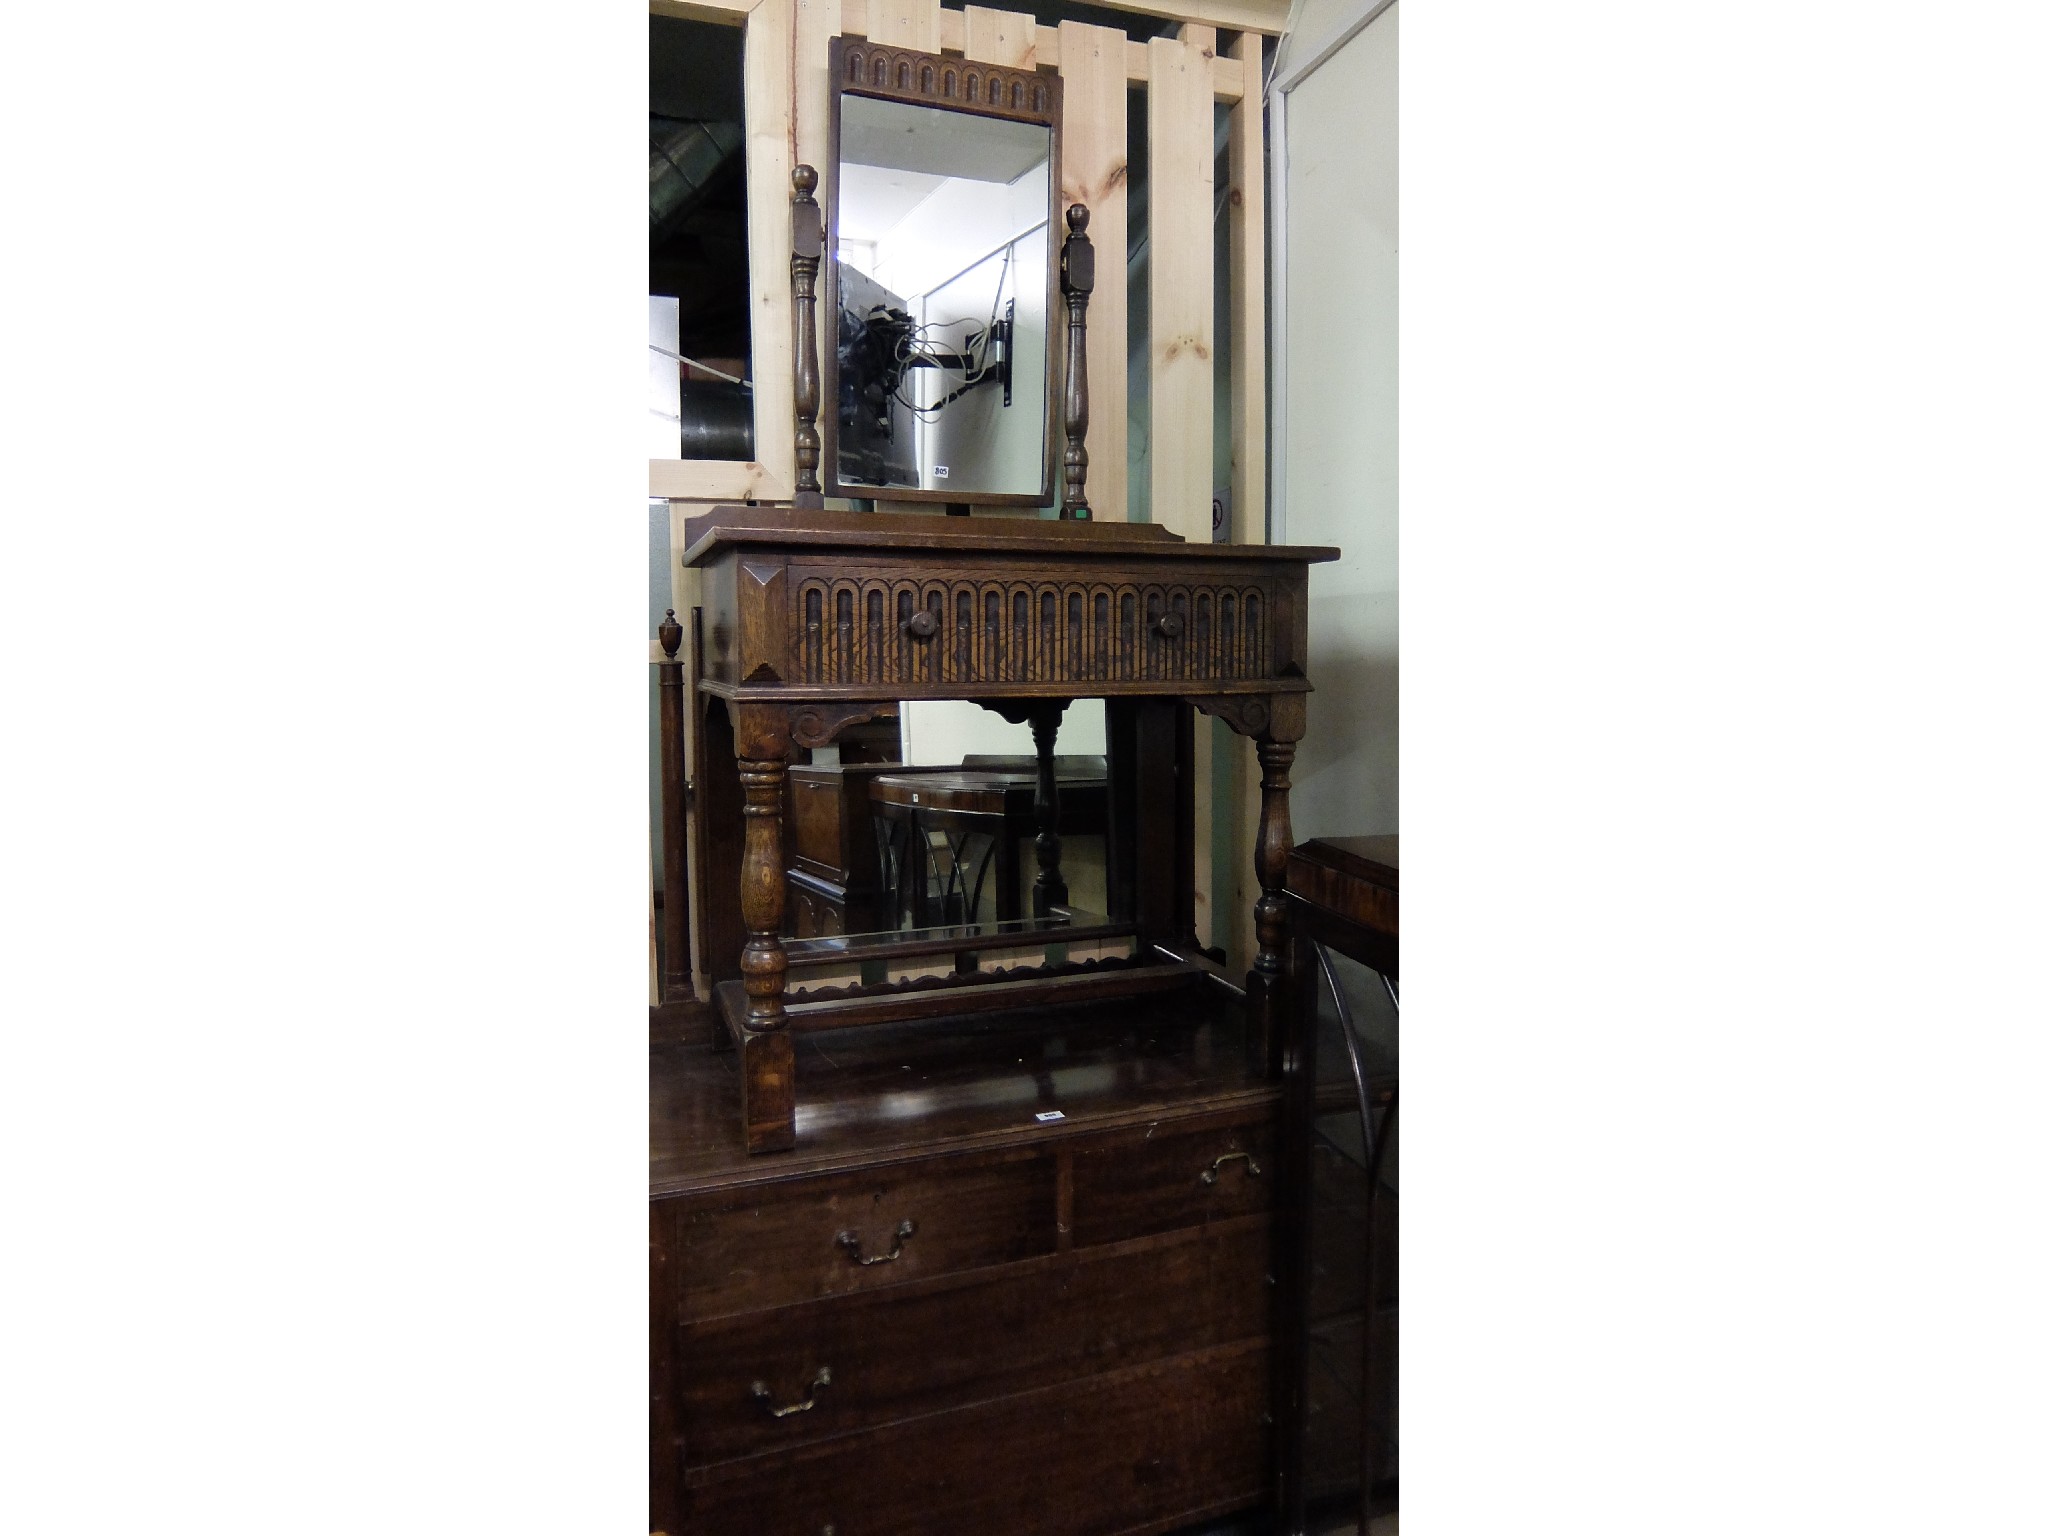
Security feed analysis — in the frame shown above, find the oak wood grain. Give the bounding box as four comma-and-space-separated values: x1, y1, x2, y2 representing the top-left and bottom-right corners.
677, 1152, 1057, 1321
677, 1214, 1271, 1464
678, 1338, 1270, 1534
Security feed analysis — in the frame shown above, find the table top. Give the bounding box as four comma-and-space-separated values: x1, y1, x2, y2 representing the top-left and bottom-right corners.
1285, 835, 1398, 962
871, 767, 1109, 811
1289, 835, 1398, 891
650, 987, 1274, 1197
682, 505, 1342, 569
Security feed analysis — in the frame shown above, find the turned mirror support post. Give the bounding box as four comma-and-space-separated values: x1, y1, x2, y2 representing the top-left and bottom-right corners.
1029, 702, 1070, 916
1059, 204, 1094, 521
791, 164, 825, 511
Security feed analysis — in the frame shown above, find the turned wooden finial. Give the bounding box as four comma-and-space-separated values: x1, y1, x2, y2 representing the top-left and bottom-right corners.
791, 165, 825, 510
658, 608, 683, 660
1059, 203, 1095, 521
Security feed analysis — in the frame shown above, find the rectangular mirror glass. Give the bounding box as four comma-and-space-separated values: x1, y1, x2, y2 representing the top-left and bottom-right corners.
825, 41, 1061, 505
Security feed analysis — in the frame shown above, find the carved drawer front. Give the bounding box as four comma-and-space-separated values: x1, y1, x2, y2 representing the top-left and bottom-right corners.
675, 1154, 1055, 1323
788, 560, 1276, 690
677, 1216, 1271, 1466
681, 1338, 1269, 1536
1068, 1116, 1280, 1247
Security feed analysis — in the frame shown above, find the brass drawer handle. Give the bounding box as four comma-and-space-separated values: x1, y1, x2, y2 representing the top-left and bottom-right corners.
751, 1365, 832, 1418
836, 1218, 916, 1266
1199, 1150, 1262, 1186
902, 610, 939, 640
1153, 611, 1185, 640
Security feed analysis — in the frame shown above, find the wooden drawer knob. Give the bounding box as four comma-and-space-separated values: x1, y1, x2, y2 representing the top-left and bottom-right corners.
901, 610, 939, 641
1153, 611, 1185, 640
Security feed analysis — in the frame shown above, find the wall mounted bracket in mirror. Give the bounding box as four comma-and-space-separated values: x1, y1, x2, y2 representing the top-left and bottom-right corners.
799, 37, 1066, 511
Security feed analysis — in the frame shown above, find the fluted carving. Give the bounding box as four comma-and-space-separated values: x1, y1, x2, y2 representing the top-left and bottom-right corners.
791, 571, 1273, 687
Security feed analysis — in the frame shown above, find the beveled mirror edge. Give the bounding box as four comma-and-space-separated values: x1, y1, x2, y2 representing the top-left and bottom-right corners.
820, 34, 1063, 510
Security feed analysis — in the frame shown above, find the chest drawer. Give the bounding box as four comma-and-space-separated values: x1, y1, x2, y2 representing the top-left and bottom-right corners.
1069, 1115, 1279, 1247
677, 1216, 1272, 1466
677, 1153, 1056, 1321
681, 1338, 1268, 1536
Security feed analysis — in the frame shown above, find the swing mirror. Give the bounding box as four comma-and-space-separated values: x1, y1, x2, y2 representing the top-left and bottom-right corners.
824, 37, 1062, 506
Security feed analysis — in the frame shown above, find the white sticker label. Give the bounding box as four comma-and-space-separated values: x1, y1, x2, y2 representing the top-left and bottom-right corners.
1034, 1110, 1066, 1123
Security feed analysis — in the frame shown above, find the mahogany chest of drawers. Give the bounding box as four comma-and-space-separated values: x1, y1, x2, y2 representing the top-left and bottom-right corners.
651, 986, 1282, 1535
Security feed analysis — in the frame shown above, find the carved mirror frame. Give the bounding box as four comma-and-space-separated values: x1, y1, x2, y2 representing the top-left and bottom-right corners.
821, 35, 1064, 509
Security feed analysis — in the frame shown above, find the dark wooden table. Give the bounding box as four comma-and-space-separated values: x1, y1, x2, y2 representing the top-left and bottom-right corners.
1277, 835, 1398, 1534
871, 764, 1110, 926
683, 506, 1339, 1153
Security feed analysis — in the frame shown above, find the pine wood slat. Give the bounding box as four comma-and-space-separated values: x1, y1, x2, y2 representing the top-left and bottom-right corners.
864, 0, 942, 49
1057, 19, 1131, 523
795, 0, 842, 174
650, 0, 758, 24
743, 0, 799, 499
963, 4, 1035, 66
1225, 28, 1266, 972
649, 459, 787, 501
1146, 23, 1217, 940
839, 2, 1247, 99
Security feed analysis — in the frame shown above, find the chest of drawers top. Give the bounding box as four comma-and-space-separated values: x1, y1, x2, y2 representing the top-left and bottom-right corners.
650, 982, 1277, 1202
682, 507, 1339, 702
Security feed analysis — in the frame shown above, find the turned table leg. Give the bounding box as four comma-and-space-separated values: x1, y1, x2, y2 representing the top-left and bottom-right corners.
1247, 735, 1297, 1076
655, 610, 690, 1001
737, 752, 795, 1152
1029, 703, 1069, 917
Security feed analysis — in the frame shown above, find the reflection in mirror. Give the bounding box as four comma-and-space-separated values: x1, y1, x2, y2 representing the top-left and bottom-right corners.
831, 92, 1054, 500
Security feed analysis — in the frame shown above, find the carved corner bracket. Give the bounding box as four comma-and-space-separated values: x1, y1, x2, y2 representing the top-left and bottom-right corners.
976, 699, 1068, 729
1187, 692, 1307, 744
791, 702, 893, 750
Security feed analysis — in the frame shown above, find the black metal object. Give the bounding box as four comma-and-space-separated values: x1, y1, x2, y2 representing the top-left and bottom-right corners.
872, 810, 999, 932
1278, 840, 1400, 1535
675, 379, 753, 460
1315, 947, 1398, 1534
